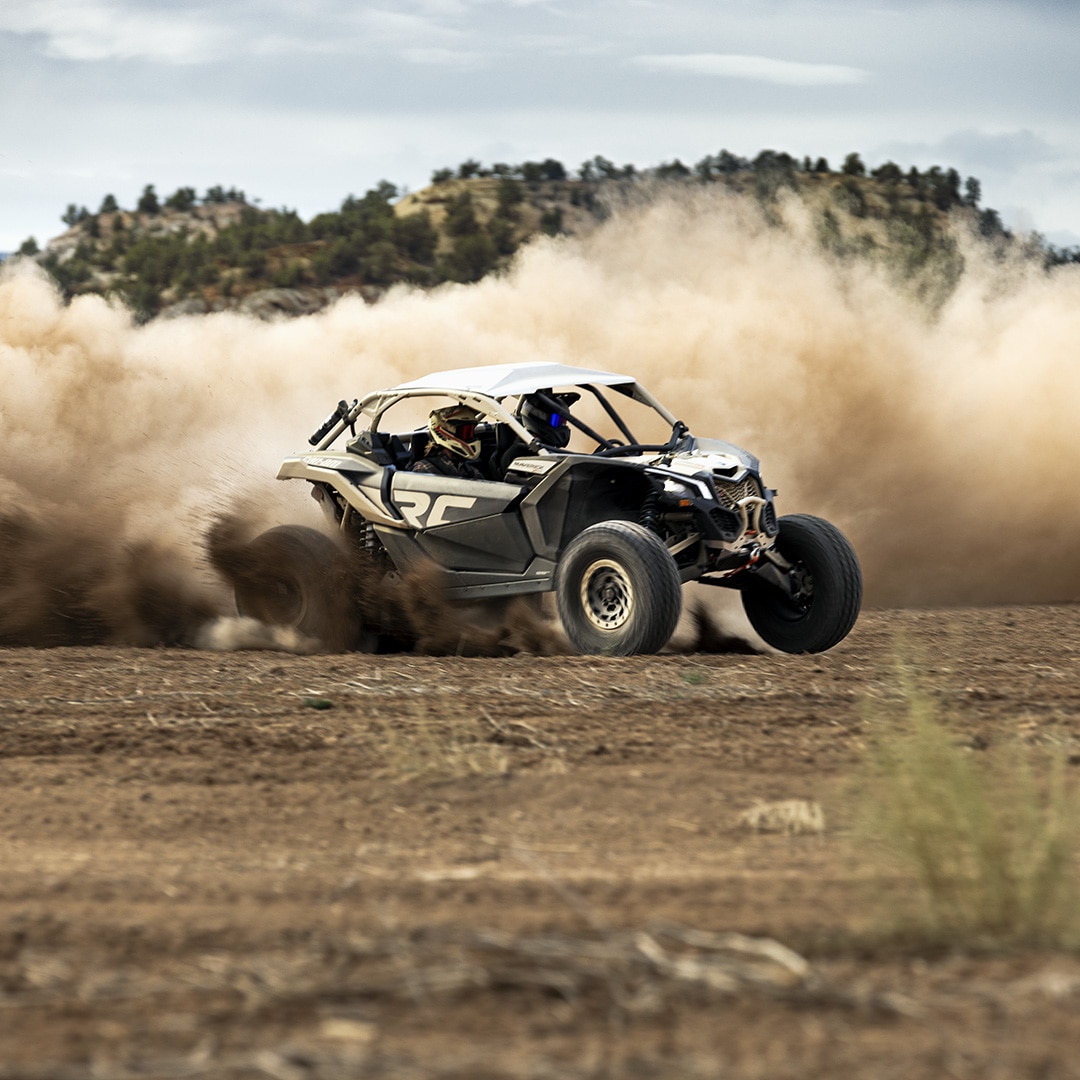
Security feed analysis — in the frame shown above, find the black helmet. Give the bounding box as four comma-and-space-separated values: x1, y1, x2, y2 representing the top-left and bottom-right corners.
520, 391, 579, 449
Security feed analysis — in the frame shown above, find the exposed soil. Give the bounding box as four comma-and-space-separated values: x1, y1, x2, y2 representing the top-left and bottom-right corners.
3, 605, 1080, 1078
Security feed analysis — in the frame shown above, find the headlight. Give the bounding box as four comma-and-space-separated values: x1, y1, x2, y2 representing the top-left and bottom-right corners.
648, 469, 709, 502
656, 477, 699, 505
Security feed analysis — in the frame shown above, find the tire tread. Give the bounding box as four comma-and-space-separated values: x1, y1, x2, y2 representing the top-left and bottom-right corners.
556, 521, 682, 656
741, 514, 861, 654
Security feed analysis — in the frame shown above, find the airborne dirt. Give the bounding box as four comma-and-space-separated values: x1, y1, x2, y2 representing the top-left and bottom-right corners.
4, 605, 1080, 1079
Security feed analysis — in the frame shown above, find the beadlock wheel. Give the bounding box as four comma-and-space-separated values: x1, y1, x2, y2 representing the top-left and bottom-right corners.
580, 559, 634, 631
556, 521, 682, 656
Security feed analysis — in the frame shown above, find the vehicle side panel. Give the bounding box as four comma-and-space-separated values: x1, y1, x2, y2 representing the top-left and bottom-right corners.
417, 515, 534, 572
388, 471, 523, 529
382, 471, 534, 574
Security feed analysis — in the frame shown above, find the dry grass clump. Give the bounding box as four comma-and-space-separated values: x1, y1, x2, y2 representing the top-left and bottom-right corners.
374, 711, 569, 782
375, 717, 510, 781
738, 798, 825, 835
863, 675, 1080, 947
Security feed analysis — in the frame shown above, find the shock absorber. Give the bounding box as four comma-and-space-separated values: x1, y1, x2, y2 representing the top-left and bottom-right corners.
363, 521, 379, 553
639, 485, 660, 534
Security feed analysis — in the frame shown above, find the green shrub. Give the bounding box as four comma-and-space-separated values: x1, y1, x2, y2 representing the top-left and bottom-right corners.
270, 260, 305, 288
240, 248, 267, 277
441, 231, 496, 283
539, 206, 563, 236
393, 211, 437, 262
361, 240, 398, 284
442, 191, 480, 237
496, 178, 524, 219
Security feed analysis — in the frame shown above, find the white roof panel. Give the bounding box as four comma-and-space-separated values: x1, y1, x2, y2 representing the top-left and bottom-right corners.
389, 362, 637, 398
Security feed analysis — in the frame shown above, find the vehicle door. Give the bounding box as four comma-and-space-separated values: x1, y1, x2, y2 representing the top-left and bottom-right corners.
388, 469, 533, 573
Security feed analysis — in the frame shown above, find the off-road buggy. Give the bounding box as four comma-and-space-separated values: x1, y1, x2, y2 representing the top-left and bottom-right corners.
236, 362, 861, 655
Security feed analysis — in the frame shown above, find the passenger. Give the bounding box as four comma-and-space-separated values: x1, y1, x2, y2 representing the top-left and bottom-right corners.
520, 391, 579, 449
411, 405, 486, 479
500, 391, 580, 473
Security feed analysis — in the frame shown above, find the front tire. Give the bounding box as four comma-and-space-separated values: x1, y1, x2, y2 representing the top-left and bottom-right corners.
741, 514, 861, 654
232, 525, 361, 651
556, 522, 682, 656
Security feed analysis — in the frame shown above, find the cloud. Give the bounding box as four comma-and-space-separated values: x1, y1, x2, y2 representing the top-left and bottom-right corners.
631, 53, 869, 86
400, 46, 486, 66
360, 7, 465, 41
0, 0, 225, 64
1044, 227, 1080, 248
880, 129, 1063, 176
412, 0, 471, 15
938, 129, 1061, 171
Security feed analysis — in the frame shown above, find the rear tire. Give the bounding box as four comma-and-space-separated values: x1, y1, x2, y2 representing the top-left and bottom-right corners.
556, 522, 682, 656
741, 514, 861, 654
232, 525, 360, 652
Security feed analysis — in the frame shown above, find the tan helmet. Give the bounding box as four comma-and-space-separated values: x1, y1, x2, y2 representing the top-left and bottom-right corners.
428, 404, 483, 460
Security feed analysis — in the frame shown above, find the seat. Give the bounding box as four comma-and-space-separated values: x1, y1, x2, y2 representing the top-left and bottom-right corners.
407, 430, 430, 467
493, 423, 529, 477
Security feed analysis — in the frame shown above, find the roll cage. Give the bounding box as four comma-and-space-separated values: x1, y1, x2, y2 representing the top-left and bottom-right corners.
305, 362, 685, 464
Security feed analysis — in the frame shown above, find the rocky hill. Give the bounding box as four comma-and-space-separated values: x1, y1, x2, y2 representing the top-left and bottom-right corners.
16, 172, 609, 320
13, 152, 1073, 321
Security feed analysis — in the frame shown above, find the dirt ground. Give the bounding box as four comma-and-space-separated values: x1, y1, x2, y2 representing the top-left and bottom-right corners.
3, 604, 1080, 1079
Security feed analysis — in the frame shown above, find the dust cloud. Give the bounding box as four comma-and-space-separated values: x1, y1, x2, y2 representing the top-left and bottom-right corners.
3, 185, 1080, 651
202, 513, 568, 656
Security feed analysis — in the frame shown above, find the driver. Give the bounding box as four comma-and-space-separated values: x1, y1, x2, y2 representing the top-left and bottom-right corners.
412, 405, 486, 479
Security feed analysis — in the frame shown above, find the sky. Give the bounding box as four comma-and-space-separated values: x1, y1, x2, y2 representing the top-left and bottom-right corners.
2, 0, 1080, 252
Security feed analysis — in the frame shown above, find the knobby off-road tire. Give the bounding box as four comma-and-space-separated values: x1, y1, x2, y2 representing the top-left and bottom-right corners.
741, 514, 861, 654
556, 521, 682, 656
232, 525, 361, 652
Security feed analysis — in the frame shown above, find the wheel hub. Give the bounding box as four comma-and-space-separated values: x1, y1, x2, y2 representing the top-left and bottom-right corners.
788, 565, 814, 610
580, 559, 633, 631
